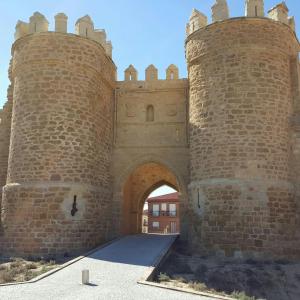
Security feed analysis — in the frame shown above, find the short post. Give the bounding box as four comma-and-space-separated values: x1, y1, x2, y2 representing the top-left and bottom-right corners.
82, 269, 89, 285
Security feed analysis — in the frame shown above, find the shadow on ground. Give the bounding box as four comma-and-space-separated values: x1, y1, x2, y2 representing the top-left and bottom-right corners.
88, 234, 176, 267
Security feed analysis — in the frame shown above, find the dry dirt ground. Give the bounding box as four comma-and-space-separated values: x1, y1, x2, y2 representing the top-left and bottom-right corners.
0, 257, 63, 284
155, 241, 300, 300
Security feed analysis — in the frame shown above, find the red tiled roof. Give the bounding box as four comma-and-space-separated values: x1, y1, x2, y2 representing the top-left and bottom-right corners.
147, 192, 178, 202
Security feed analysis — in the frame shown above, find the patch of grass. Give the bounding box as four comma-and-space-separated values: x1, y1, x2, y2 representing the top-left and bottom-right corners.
188, 281, 207, 292
10, 259, 24, 268
231, 291, 256, 300
24, 270, 35, 281
158, 272, 170, 282
25, 263, 38, 270
0, 269, 15, 283
0, 265, 6, 271
173, 276, 187, 283
0, 257, 59, 284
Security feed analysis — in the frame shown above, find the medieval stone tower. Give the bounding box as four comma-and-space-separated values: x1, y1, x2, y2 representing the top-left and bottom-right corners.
0, 1, 300, 259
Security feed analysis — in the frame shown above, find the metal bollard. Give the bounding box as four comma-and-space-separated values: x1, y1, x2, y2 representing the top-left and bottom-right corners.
82, 269, 89, 285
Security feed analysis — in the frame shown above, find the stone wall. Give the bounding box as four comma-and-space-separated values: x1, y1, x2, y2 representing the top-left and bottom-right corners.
111, 78, 190, 239
0, 87, 13, 224
0, 32, 116, 257
186, 17, 300, 258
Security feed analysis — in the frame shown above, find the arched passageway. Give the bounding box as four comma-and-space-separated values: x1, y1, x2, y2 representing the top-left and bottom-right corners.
121, 162, 183, 235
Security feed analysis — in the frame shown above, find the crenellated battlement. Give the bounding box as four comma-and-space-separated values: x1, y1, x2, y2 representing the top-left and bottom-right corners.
186, 1, 295, 36
14, 12, 113, 58
121, 64, 182, 82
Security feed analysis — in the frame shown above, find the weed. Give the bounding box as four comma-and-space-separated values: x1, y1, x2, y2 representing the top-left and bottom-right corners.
0, 269, 15, 283
188, 281, 207, 292
26, 263, 37, 270
173, 276, 187, 283
0, 265, 7, 271
231, 291, 256, 300
158, 272, 170, 282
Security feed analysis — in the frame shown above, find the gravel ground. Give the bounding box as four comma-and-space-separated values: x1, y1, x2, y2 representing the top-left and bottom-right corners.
0, 234, 212, 300
157, 240, 300, 300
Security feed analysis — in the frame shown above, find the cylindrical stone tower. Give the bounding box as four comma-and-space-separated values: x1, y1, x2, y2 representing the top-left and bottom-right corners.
186, 17, 300, 258
1, 31, 116, 256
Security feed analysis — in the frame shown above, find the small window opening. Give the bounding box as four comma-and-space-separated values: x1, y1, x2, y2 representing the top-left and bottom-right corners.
129, 73, 133, 81
71, 195, 78, 216
170, 72, 174, 80
146, 105, 154, 122
255, 6, 258, 16
86, 28, 88, 37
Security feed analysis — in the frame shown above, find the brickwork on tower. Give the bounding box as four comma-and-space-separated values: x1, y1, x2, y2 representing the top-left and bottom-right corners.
186, 16, 300, 258
0, 84, 13, 218
0, 13, 116, 256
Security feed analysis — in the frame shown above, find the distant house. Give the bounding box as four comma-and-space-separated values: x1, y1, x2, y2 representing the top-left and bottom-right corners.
142, 209, 148, 233
147, 192, 180, 234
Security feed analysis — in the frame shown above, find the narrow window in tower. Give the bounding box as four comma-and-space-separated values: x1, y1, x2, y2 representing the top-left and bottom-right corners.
71, 195, 78, 216
170, 72, 174, 80
146, 105, 154, 122
129, 73, 133, 81
86, 28, 88, 37
255, 6, 258, 16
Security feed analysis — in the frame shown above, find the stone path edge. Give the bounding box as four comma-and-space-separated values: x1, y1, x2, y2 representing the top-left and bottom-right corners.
0, 237, 121, 287
138, 281, 234, 300
137, 235, 234, 300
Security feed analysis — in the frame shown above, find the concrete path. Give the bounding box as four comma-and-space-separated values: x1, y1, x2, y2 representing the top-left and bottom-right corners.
0, 234, 213, 300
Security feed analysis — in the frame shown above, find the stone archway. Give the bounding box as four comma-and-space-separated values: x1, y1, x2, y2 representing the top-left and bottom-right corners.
121, 162, 179, 235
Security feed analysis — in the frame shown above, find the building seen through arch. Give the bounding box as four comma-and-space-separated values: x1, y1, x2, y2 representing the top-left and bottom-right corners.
146, 190, 180, 234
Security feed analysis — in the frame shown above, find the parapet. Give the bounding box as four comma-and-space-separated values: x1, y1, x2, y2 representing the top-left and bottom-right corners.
166, 64, 179, 80
268, 2, 289, 25
125, 65, 138, 81
187, 1, 295, 37
211, 0, 229, 22
14, 21, 29, 40
29, 12, 49, 34
145, 65, 158, 81
14, 12, 113, 58
245, 0, 264, 17
55, 13, 67, 33
123, 64, 180, 81
75, 15, 94, 37
186, 9, 207, 36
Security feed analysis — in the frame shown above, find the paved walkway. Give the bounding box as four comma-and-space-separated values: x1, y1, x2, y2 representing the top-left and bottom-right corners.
0, 234, 213, 300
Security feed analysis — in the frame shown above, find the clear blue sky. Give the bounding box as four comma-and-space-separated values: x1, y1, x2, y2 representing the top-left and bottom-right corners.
0, 0, 299, 107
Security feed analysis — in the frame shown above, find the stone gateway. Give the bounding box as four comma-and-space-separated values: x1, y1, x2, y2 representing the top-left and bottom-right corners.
0, 0, 300, 259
